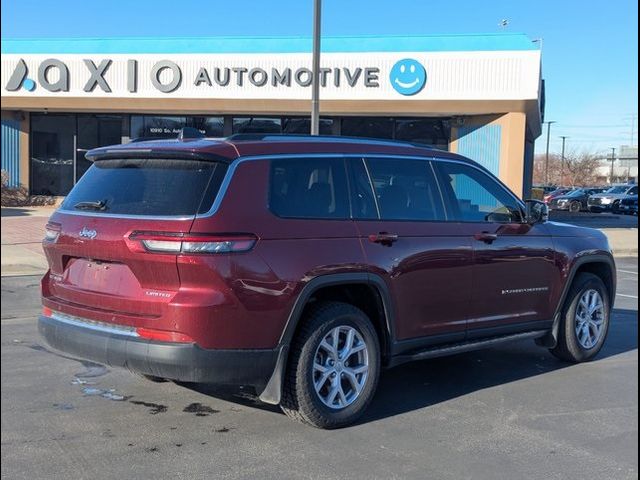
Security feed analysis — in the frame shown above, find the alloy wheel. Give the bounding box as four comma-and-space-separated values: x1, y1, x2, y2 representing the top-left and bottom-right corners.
312, 325, 369, 409
575, 289, 605, 349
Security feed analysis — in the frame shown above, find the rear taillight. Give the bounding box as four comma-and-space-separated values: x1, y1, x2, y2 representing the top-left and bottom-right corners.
126, 231, 257, 254
44, 222, 61, 243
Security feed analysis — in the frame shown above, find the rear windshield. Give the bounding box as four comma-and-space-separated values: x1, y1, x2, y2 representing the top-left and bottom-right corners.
60, 159, 227, 216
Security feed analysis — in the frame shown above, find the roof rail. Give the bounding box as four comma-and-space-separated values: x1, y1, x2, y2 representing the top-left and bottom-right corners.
178, 127, 206, 141
225, 133, 437, 149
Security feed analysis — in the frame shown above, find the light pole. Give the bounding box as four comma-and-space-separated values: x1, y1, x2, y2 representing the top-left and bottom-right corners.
310, 0, 322, 135
544, 121, 556, 184
609, 147, 616, 184
559, 136, 569, 185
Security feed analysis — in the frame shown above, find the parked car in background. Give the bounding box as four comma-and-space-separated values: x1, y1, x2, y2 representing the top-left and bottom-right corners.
549, 188, 607, 213
618, 195, 638, 216
588, 184, 639, 213
543, 187, 574, 204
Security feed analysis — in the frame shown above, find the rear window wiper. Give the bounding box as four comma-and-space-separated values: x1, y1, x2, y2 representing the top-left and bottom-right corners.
73, 200, 108, 211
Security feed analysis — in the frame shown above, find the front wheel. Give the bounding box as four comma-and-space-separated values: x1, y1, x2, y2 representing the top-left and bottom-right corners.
281, 301, 381, 428
612, 201, 621, 214
550, 273, 611, 362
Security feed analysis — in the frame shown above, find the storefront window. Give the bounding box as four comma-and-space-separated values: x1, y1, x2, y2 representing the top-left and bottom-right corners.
191, 116, 224, 137
341, 117, 394, 139
282, 117, 334, 135
130, 116, 223, 139
233, 117, 282, 134
395, 118, 450, 149
130, 116, 186, 139
76, 114, 122, 180
31, 114, 75, 196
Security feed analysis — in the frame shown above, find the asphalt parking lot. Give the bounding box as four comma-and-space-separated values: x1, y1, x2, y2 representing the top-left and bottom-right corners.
549, 210, 638, 229
1, 259, 637, 480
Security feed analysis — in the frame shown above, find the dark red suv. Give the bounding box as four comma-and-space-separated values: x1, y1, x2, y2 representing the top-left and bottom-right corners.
39, 132, 616, 428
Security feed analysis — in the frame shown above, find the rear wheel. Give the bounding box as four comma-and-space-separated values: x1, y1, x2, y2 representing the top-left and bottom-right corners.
281, 301, 381, 429
569, 201, 582, 213
550, 273, 610, 362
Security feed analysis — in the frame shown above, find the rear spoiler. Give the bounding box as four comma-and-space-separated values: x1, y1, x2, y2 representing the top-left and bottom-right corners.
85, 148, 234, 163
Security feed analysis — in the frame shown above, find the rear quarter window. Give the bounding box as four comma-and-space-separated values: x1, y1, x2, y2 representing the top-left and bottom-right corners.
61, 158, 227, 216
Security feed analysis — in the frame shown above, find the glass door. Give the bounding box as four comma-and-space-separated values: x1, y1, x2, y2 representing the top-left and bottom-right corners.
76, 114, 122, 181
30, 114, 76, 196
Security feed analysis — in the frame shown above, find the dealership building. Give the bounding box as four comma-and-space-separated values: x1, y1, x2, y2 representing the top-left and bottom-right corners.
1, 34, 544, 198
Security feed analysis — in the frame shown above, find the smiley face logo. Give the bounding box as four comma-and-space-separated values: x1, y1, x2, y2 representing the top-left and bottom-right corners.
389, 58, 426, 95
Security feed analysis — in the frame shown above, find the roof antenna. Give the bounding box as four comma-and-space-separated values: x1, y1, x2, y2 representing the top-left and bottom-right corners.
178, 127, 205, 141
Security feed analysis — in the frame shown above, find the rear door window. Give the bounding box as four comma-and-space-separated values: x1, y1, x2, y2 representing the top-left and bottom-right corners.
269, 158, 349, 219
362, 157, 445, 221
60, 158, 227, 216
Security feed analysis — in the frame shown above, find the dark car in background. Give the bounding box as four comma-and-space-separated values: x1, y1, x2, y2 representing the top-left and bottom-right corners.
588, 184, 639, 213
549, 188, 608, 212
618, 195, 638, 215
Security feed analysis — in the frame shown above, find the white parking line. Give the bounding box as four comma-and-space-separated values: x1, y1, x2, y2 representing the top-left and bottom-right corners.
616, 293, 638, 299
619, 270, 638, 275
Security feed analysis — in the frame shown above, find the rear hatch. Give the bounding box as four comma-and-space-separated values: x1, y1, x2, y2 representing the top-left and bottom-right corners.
42, 157, 227, 321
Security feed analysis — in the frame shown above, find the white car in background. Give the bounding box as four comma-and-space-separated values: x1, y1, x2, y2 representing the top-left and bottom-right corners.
588, 184, 638, 213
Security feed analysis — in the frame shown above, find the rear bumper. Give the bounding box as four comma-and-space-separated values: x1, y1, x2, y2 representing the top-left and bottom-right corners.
38, 314, 279, 389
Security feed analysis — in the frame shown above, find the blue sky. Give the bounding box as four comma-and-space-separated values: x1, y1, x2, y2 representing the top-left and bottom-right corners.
1, 0, 637, 154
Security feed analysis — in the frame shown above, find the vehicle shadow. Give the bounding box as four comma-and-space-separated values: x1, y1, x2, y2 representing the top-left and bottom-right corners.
181, 308, 638, 422
363, 307, 637, 424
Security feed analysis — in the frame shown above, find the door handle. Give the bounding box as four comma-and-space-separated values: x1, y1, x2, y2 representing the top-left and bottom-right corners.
368, 232, 399, 246
474, 232, 499, 244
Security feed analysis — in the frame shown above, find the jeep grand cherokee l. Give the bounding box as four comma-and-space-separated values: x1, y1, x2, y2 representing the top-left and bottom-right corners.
39, 132, 616, 428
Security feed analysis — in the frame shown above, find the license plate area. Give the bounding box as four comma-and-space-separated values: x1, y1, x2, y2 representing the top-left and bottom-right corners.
62, 258, 141, 297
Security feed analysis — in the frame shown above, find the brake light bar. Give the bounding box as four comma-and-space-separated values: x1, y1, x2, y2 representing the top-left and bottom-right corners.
126, 231, 257, 254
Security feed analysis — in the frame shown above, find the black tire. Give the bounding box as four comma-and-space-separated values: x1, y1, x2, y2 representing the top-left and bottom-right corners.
280, 301, 381, 429
569, 201, 581, 213
612, 201, 621, 214
550, 273, 611, 362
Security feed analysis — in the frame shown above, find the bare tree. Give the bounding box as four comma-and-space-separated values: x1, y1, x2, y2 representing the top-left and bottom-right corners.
562, 151, 601, 187
533, 149, 602, 186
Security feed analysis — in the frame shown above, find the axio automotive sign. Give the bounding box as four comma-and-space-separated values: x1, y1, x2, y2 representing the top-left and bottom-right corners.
1, 51, 541, 101
5, 57, 385, 93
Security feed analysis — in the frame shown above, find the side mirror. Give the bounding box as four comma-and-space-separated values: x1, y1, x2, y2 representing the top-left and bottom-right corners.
525, 199, 549, 225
